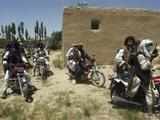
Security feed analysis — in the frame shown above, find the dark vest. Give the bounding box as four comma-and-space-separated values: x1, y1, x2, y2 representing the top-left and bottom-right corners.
7, 52, 23, 64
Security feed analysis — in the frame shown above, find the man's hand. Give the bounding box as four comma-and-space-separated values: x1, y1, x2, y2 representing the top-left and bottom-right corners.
25, 62, 32, 69
45, 56, 49, 61
151, 48, 159, 61
120, 62, 130, 70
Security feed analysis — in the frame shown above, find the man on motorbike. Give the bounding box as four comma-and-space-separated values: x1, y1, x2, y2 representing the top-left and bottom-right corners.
66, 43, 82, 82
77, 43, 93, 71
112, 37, 158, 112
1, 40, 31, 98
33, 42, 49, 76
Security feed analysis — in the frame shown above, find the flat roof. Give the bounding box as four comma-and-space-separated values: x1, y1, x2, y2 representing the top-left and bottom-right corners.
64, 6, 160, 14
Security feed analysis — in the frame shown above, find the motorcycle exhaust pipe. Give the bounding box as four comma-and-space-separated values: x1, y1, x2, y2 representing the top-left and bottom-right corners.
154, 103, 160, 108
112, 96, 142, 107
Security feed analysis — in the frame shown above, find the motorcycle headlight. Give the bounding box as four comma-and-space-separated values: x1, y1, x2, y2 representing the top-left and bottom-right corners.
22, 78, 26, 82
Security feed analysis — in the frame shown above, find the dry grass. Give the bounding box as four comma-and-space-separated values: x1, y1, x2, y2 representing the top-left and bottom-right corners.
0, 90, 102, 120
0, 50, 159, 120
117, 108, 145, 120
52, 53, 64, 69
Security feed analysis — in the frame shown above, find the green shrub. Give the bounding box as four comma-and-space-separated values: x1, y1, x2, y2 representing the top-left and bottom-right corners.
48, 31, 62, 50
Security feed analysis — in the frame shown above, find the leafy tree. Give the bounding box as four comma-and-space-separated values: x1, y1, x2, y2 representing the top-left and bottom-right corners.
17, 22, 25, 41
1, 25, 5, 37
18, 25, 21, 40
20, 21, 24, 35
25, 29, 29, 40
6, 25, 11, 40
48, 31, 62, 50
38, 27, 41, 41
35, 20, 39, 41
5, 25, 8, 39
11, 22, 16, 40
8, 25, 12, 40
40, 22, 44, 41
44, 26, 47, 40
11, 22, 16, 35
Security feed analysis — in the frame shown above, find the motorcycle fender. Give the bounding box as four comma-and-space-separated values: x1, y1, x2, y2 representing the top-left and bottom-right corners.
114, 78, 128, 87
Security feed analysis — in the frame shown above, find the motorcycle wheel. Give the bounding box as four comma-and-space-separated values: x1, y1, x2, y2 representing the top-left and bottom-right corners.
23, 84, 34, 103
23, 84, 29, 96
41, 67, 47, 80
90, 71, 105, 87
25, 96, 33, 103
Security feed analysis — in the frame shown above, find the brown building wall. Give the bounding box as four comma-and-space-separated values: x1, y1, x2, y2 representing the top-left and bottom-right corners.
63, 7, 160, 64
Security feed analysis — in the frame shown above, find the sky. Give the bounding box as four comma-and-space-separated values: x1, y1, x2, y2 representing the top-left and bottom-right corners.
0, 0, 160, 36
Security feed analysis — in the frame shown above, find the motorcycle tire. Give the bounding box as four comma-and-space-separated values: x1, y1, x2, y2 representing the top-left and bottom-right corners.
23, 84, 30, 98
25, 96, 33, 103
42, 67, 47, 80
90, 71, 106, 87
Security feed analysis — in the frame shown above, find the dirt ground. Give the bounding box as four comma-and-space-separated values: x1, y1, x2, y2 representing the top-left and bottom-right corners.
0, 51, 159, 120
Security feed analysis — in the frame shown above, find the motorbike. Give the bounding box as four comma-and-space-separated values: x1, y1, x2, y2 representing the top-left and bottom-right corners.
110, 66, 160, 110
152, 68, 160, 94
5, 63, 33, 102
68, 59, 106, 87
36, 57, 48, 80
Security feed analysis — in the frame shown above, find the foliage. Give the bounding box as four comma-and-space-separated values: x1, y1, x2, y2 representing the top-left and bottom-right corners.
0, 21, 54, 50
34, 20, 39, 41
18, 21, 25, 41
53, 53, 64, 69
34, 20, 47, 41
1, 25, 5, 37
25, 29, 29, 40
11, 22, 16, 35
48, 31, 62, 50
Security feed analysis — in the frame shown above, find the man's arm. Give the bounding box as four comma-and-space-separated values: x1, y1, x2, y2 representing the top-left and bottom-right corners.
115, 49, 126, 67
66, 48, 73, 59
3, 51, 9, 64
22, 56, 28, 64
137, 54, 152, 70
44, 49, 49, 57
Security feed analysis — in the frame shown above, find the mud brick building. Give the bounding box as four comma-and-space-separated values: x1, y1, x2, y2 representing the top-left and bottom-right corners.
63, 6, 160, 64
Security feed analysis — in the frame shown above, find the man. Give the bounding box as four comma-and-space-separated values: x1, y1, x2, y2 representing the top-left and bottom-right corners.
76, 43, 92, 72
114, 36, 139, 80
33, 42, 49, 76
135, 39, 158, 112
114, 37, 157, 112
2, 42, 12, 73
66, 43, 82, 81
2, 40, 30, 98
